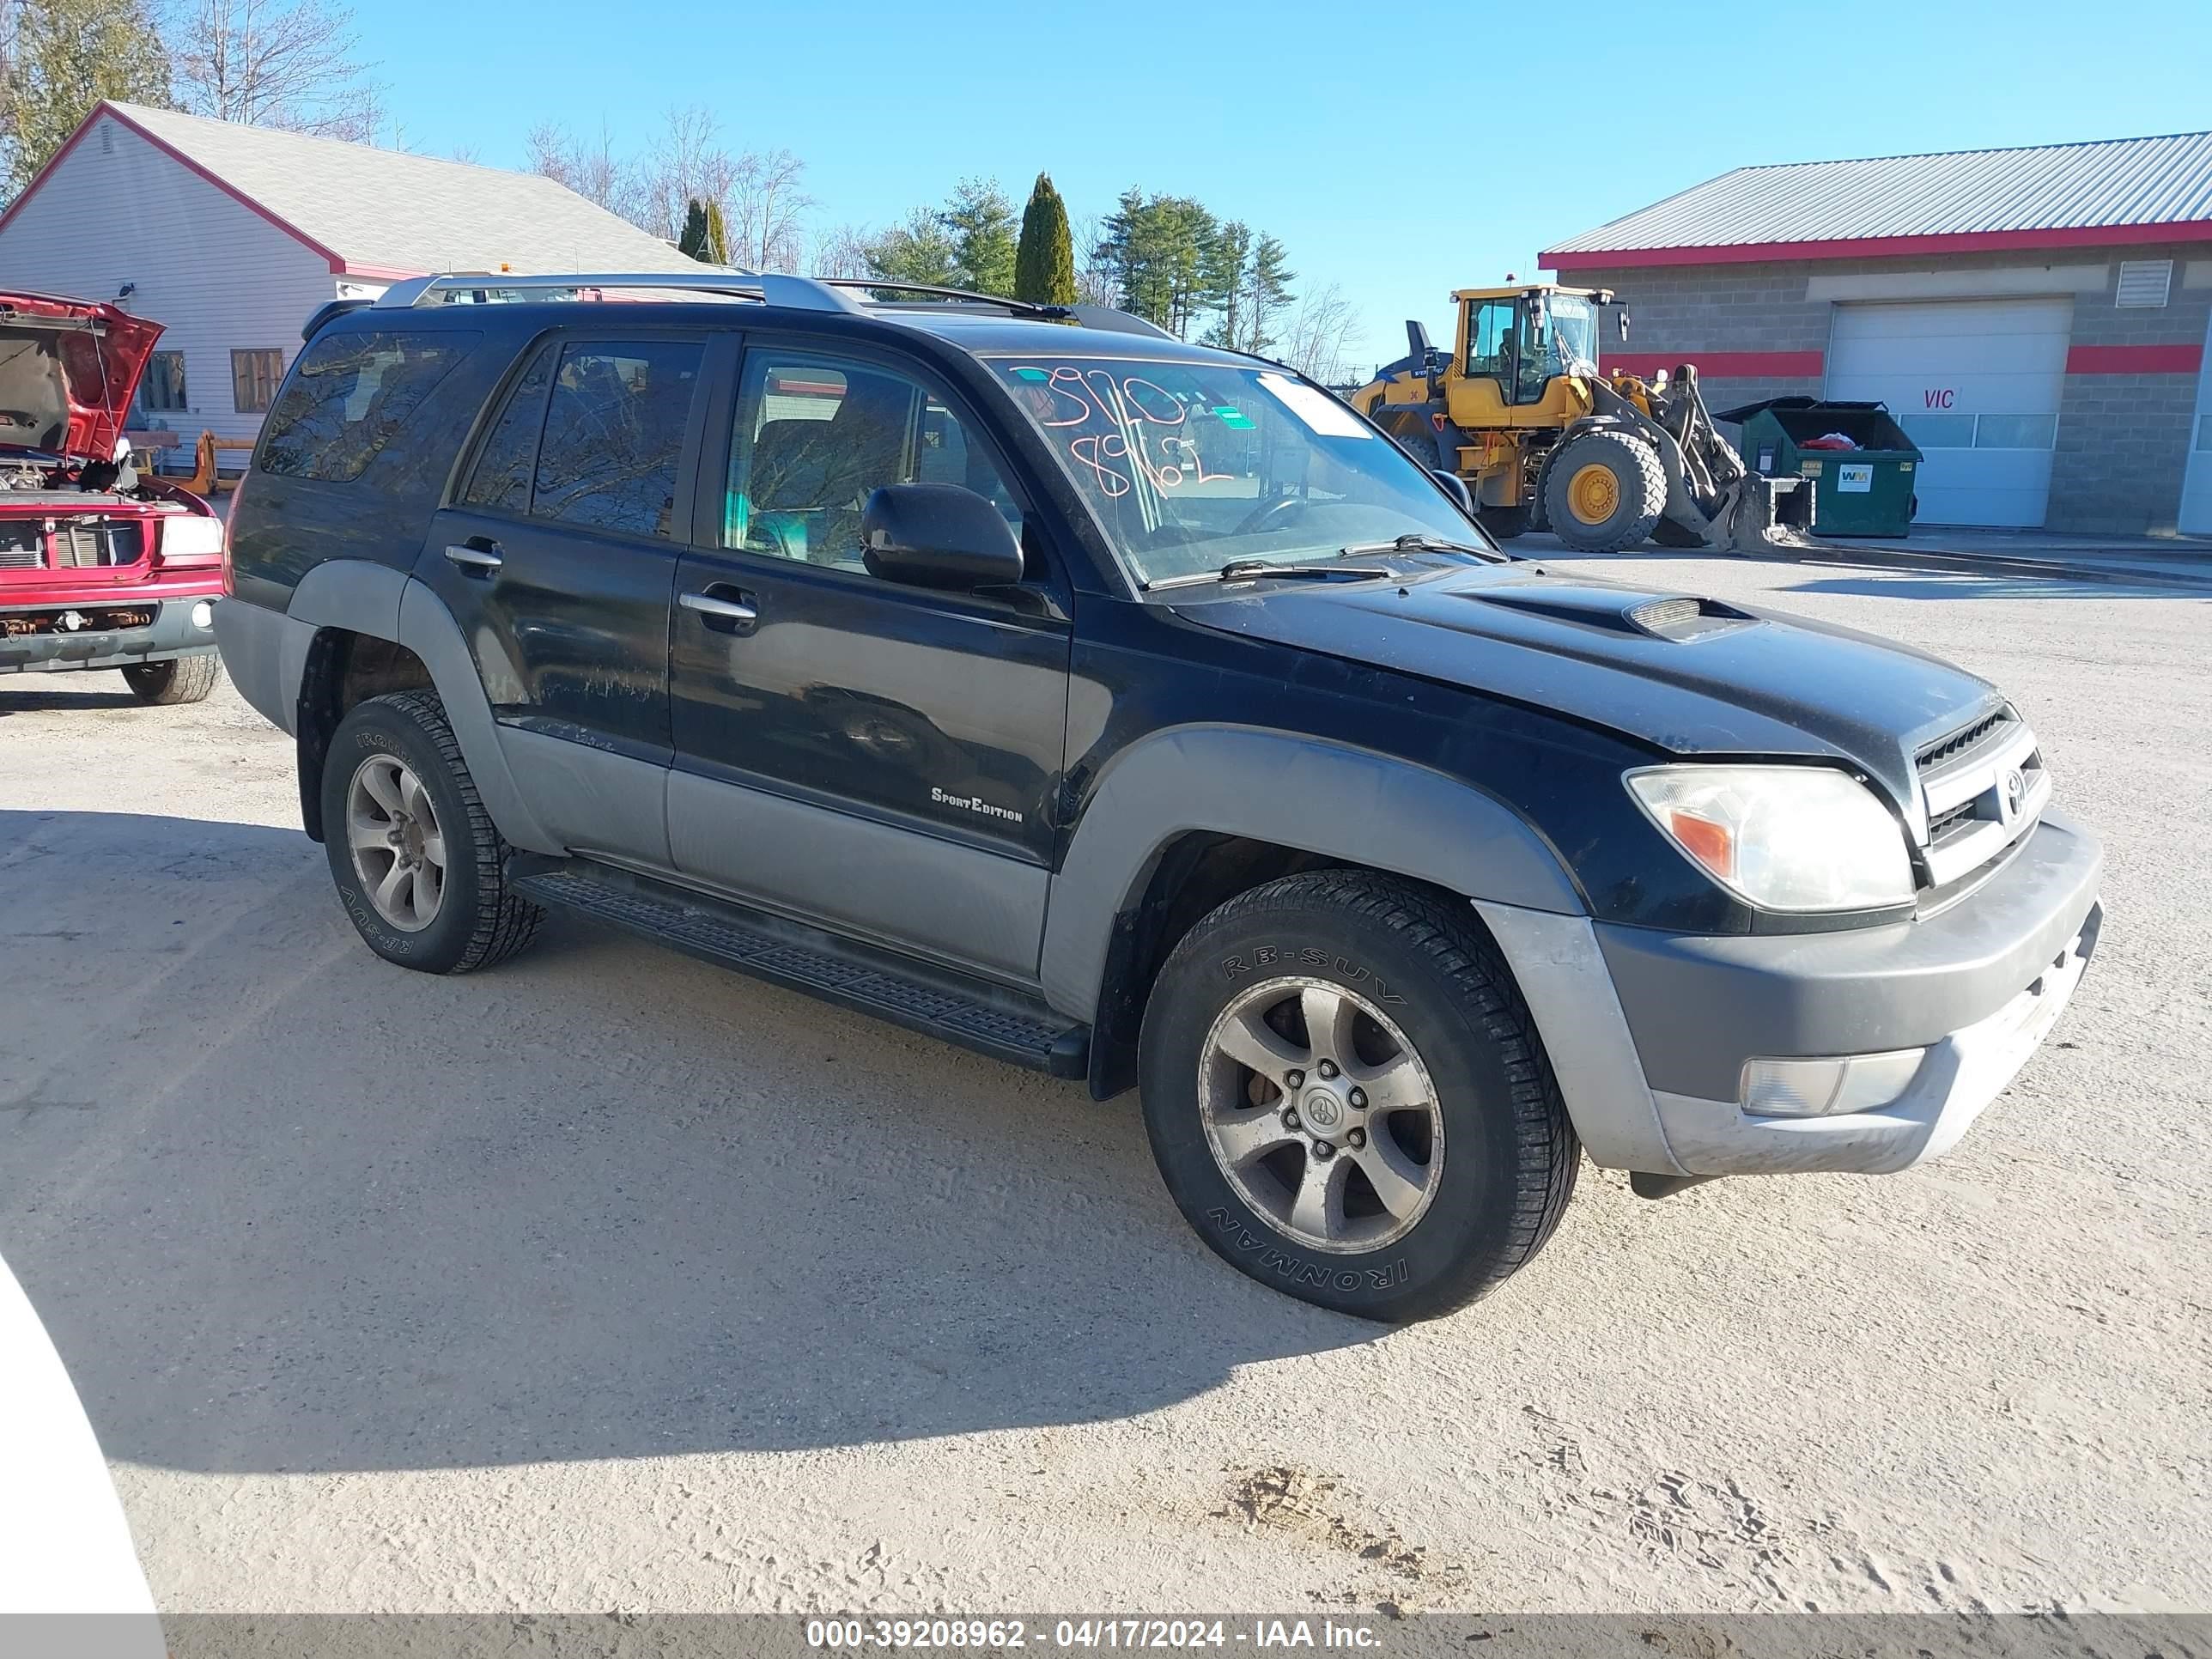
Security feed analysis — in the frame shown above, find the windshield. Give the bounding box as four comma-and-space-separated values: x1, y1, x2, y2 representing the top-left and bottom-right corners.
988, 355, 1483, 586
1515, 294, 1597, 401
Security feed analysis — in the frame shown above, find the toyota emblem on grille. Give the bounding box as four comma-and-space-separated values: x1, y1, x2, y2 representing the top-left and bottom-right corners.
2001, 768, 2027, 822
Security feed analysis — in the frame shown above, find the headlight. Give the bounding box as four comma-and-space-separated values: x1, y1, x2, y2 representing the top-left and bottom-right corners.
1626, 764, 1914, 912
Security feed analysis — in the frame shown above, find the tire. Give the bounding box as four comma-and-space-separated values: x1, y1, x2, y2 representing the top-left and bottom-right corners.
1541, 428, 1666, 552
1476, 505, 1531, 542
1138, 872, 1578, 1322
321, 690, 543, 975
122, 653, 221, 705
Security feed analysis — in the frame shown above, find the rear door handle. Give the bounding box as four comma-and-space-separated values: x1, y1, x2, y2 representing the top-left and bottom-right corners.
680, 589, 759, 630
444, 542, 503, 574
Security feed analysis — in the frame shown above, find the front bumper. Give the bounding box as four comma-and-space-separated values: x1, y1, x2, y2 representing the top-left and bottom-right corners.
1480, 807, 2103, 1178
0, 597, 219, 675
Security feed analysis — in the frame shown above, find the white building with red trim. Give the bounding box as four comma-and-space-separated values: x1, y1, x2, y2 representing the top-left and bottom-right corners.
0, 101, 700, 452
1542, 131, 2212, 536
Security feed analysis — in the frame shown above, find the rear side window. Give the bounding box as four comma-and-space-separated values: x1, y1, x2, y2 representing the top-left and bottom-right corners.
258, 331, 477, 482
530, 340, 703, 538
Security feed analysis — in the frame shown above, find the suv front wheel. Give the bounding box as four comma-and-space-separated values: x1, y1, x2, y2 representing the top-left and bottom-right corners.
1139, 872, 1577, 1322
321, 691, 542, 975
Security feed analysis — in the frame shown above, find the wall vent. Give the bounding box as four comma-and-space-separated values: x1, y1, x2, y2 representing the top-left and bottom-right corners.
2116, 259, 2172, 308
99, 123, 115, 155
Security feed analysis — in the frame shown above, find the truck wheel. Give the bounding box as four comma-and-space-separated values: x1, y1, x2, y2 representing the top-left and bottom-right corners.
1138, 872, 1577, 1322
321, 690, 542, 975
1541, 429, 1666, 552
1476, 505, 1531, 541
122, 654, 221, 705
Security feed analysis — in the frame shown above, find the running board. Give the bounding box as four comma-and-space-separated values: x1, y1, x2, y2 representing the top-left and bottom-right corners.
508, 859, 1090, 1079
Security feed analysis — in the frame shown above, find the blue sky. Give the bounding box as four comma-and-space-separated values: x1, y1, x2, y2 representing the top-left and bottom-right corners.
362, 0, 2211, 370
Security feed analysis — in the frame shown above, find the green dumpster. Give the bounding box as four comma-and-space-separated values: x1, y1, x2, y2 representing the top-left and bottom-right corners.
1718, 397, 1923, 538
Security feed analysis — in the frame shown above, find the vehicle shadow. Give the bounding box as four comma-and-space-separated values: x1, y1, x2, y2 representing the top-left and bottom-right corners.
0, 686, 146, 714
1777, 574, 2209, 602
0, 809, 1375, 1477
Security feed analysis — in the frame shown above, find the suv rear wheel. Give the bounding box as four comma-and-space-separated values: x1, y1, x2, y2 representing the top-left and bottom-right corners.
322, 690, 542, 975
1138, 872, 1577, 1322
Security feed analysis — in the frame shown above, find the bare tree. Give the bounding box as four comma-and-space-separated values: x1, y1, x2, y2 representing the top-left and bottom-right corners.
641, 104, 735, 245
1068, 211, 1119, 307
807, 221, 877, 281
526, 118, 644, 225
1277, 283, 1364, 386
725, 144, 810, 271
170, 0, 383, 140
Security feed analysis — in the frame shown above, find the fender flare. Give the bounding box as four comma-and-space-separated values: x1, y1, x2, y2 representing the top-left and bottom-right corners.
1038, 725, 1586, 1018
284, 560, 562, 854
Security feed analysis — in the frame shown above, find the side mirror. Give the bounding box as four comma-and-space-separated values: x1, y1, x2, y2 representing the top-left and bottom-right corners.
860, 483, 1024, 591
1617, 308, 1632, 343
1431, 469, 1474, 516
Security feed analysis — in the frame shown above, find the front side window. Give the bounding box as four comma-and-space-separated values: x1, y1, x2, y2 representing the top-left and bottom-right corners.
725, 351, 1021, 572
461, 345, 555, 512
232, 348, 284, 414
258, 331, 477, 482
139, 350, 187, 413
528, 339, 703, 537
992, 355, 1476, 587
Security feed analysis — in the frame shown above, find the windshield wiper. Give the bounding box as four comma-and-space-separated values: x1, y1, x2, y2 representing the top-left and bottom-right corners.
1343, 533, 1508, 563
1144, 560, 1393, 591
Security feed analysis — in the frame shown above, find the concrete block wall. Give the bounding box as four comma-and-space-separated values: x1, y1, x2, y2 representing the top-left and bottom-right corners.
2049, 244, 2209, 534
1568, 245, 2211, 536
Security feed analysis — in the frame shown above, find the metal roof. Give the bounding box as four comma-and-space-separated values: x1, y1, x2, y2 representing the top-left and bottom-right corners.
72, 102, 706, 280
1544, 130, 2212, 269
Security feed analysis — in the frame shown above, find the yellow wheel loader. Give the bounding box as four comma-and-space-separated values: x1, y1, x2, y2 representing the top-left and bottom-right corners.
1349, 284, 1813, 554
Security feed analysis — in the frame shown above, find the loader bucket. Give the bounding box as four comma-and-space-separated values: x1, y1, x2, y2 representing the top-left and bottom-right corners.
1717, 474, 1815, 556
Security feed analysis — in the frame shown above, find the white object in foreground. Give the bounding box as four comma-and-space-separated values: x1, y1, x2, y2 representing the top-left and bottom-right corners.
0, 1251, 163, 1655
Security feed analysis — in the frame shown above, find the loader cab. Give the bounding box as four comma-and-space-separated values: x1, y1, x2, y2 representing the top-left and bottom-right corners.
1445, 285, 1608, 430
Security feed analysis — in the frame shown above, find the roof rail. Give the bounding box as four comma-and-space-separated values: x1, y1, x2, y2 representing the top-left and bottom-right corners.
363, 270, 1179, 339
369, 270, 866, 314
817, 281, 1177, 339
817, 278, 1066, 315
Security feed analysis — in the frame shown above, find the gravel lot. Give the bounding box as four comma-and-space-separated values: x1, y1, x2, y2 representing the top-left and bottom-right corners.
1, 551, 2206, 1618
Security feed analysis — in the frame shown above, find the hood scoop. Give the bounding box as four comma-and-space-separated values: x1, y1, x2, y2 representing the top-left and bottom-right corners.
1468, 583, 1757, 641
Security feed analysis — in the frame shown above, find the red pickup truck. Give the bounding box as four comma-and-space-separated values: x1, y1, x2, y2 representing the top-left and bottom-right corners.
0, 291, 225, 703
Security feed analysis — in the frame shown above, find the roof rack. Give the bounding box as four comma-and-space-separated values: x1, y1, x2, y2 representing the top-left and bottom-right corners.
370, 270, 866, 313
364, 270, 1179, 339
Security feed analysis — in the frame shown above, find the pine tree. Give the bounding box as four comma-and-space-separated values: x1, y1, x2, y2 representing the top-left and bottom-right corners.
1013, 173, 1077, 306
863, 206, 961, 288
1097, 190, 1219, 337
1241, 234, 1296, 354
3, 0, 173, 196
703, 199, 731, 266
678, 198, 710, 261
1202, 221, 1251, 350
941, 177, 1018, 295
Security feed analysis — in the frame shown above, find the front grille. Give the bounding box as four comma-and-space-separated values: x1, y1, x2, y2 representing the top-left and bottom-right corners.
52, 519, 147, 568
1917, 708, 2014, 774
1927, 798, 1978, 842
0, 544, 39, 570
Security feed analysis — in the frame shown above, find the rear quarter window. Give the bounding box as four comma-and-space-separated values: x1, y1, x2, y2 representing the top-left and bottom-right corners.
258, 330, 481, 483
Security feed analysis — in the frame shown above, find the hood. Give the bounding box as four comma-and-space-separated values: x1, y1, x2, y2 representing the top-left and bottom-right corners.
0, 293, 163, 461
1167, 562, 2002, 811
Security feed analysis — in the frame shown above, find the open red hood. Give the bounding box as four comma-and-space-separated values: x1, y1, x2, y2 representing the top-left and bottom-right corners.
0, 292, 163, 461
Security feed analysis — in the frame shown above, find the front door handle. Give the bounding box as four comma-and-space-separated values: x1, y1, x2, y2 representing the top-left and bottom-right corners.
680, 589, 759, 630
444, 541, 503, 575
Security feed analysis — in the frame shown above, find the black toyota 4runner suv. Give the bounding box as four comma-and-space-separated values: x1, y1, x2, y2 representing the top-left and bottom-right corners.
216, 272, 2101, 1322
